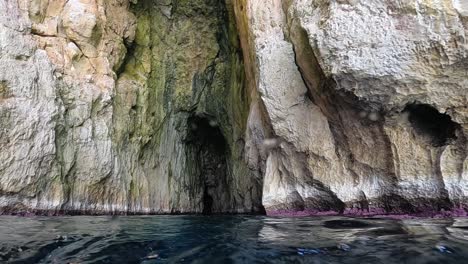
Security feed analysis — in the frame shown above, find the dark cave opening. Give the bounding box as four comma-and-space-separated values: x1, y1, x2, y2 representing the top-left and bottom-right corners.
202, 189, 214, 215
187, 115, 228, 215
187, 116, 227, 154
404, 104, 459, 147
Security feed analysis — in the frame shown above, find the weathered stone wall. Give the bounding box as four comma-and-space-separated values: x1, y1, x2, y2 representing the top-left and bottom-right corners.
234, 0, 468, 216
0, 0, 262, 214
0, 0, 467, 216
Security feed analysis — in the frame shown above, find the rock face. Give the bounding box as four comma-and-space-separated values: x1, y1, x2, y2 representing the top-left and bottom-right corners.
0, 0, 261, 214
235, 0, 468, 215
0, 0, 467, 216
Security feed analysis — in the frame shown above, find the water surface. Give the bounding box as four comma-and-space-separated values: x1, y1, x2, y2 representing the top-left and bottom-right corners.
1, 215, 468, 263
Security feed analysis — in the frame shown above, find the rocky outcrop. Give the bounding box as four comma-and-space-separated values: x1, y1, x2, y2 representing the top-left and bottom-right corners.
235, 0, 468, 216
0, 0, 467, 216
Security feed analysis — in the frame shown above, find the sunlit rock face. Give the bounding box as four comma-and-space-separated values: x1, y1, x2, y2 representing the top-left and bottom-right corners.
233, 0, 468, 216
0, 0, 467, 216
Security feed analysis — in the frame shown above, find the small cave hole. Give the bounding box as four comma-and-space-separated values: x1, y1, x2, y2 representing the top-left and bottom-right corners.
187, 115, 228, 215
404, 104, 459, 147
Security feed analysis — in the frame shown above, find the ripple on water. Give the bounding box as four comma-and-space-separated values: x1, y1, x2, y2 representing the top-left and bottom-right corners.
0, 216, 468, 263
323, 219, 372, 229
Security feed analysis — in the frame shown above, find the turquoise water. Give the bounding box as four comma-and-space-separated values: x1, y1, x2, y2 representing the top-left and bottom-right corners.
1, 215, 468, 263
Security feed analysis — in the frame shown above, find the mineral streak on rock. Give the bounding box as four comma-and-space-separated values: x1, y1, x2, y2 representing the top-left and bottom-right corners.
0, 0, 467, 216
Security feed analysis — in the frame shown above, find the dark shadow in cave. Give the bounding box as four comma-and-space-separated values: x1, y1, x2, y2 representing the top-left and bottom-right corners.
404, 103, 459, 147
187, 115, 228, 215
202, 188, 214, 215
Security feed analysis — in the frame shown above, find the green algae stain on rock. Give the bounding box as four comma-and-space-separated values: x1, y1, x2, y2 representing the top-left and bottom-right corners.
0, 81, 10, 100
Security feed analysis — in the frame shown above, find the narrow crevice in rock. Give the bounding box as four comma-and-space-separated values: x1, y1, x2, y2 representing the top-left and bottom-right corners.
116, 40, 137, 77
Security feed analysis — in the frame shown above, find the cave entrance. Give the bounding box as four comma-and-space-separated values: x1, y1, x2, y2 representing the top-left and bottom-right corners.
187, 115, 228, 215
404, 104, 459, 147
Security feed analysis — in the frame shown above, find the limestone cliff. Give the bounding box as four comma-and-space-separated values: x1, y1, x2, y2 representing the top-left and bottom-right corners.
0, 0, 261, 214
0, 0, 467, 216
235, 0, 468, 216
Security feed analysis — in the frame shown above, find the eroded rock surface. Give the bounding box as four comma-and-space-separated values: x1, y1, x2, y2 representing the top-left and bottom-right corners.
0, 0, 261, 214
0, 0, 467, 216
235, 0, 468, 215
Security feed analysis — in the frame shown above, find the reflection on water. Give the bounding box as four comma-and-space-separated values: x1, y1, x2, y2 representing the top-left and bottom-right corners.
1, 215, 468, 263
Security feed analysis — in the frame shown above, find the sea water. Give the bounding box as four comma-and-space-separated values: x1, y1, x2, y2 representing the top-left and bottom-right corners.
1, 215, 467, 263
